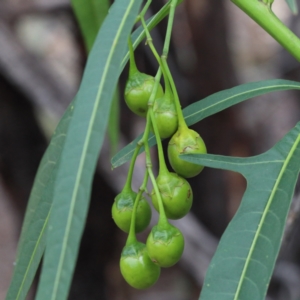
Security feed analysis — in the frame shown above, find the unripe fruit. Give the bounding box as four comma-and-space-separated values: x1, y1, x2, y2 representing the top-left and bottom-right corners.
151, 172, 193, 219
146, 223, 184, 267
152, 95, 178, 138
120, 242, 160, 289
168, 127, 207, 178
112, 189, 151, 233
124, 72, 164, 117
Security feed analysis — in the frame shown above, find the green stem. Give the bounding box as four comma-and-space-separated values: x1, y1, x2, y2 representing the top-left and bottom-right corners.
163, 73, 172, 100
149, 109, 168, 175
147, 164, 168, 226
128, 37, 138, 76
123, 142, 142, 192
124, 69, 162, 192
141, 16, 173, 95
144, 110, 168, 225
124, 99, 156, 244
140, 17, 162, 68
137, 0, 152, 23
162, 0, 177, 57
231, 0, 300, 61
161, 58, 187, 129
147, 68, 162, 106
126, 170, 149, 245
160, 0, 186, 128
160, 0, 187, 129
121, 0, 184, 68
140, 17, 173, 102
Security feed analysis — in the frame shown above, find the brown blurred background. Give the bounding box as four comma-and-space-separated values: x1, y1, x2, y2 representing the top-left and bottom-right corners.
1, 0, 300, 299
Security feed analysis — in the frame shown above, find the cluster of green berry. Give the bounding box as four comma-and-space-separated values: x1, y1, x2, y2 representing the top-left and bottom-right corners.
111, 4, 207, 290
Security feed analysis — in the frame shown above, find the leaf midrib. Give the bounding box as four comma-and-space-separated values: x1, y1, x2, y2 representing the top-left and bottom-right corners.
50, 2, 136, 299
233, 133, 300, 300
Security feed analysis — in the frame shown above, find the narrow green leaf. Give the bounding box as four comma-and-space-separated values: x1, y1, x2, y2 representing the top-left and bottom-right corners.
111, 79, 300, 168
286, 0, 298, 14
108, 90, 120, 155
71, 0, 110, 52
71, 0, 120, 156
5, 104, 74, 300
183, 79, 300, 126
35, 1, 142, 299
6, 4, 175, 299
180, 123, 300, 300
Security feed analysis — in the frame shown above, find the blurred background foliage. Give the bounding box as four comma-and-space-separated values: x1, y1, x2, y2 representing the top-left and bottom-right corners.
1, 0, 300, 299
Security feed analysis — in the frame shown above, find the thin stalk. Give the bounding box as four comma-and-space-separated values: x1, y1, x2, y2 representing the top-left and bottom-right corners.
147, 68, 162, 106
124, 69, 161, 191
159, 0, 187, 129
141, 16, 174, 102
231, 0, 300, 61
123, 142, 142, 191
124, 66, 162, 191
161, 58, 187, 129
121, 0, 184, 68
128, 37, 138, 76
144, 110, 168, 225
126, 170, 149, 245
125, 109, 155, 245
162, 0, 177, 57
140, 16, 162, 68
147, 163, 168, 226
149, 109, 168, 175
136, 0, 152, 23
163, 72, 172, 100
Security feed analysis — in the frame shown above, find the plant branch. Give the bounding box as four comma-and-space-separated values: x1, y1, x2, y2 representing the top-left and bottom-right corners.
231, 0, 300, 61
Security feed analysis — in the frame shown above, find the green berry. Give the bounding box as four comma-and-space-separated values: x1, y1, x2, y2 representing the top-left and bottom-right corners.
124, 72, 164, 117
152, 95, 178, 138
151, 172, 193, 219
120, 242, 160, 289
168, 127, 207, 178
146, 223, 184, 267
112, 189, 151, 233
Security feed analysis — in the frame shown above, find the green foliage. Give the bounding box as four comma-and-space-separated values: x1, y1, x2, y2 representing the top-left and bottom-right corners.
70, 0, 109, 52
6, 0, 300, 299
6, 0, 142, 299
181, 122, 300, 299
71, 0, 120, 155
286, 0, 298, 14
6, 105, 73, 300
35, 1, 143, 299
